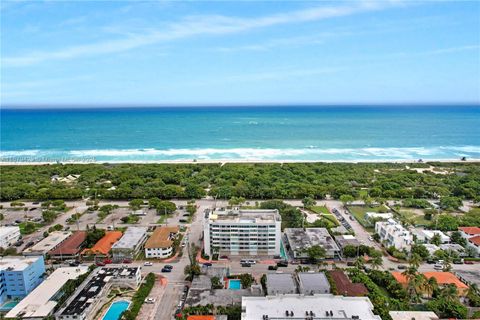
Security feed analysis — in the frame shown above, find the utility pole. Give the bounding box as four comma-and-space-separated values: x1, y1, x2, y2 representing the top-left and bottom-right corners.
75, 209, 80, 231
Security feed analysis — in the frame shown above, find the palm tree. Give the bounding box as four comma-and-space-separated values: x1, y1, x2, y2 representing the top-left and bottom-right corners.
439, 284, 458, 302
425, 277, 438, 298
439, 250, 453, 272
370, 256, 383, 270
409, 253, 422, 270
354, 256, 366, 269
469, 283, 479, 295
411, 274, 428, 301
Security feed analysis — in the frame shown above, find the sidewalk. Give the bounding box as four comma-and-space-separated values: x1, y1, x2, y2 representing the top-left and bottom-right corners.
138, 274, 168, 320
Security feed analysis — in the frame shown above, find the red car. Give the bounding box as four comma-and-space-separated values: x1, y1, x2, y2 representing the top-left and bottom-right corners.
103, 259, 112, 264
123, 259, 132, 264
96, 262, 106, 266
464, 260, 474, 265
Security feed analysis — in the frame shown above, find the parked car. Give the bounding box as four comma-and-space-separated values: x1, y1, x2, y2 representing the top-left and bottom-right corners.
426, 259, 435, 264
69, 261, 80, 267
347, 261, 355, 266
433, 264, 444, 270
397, 265, 407, 270
241, 263, 251, 267
96, 262, 106, 266
14, 240, 24, 247
220, 255, 229, 260
103, 259, 112, 264
241, 259, 256, 265
453, 259, 464, 264
203, 262, 212, 267
349, 216, 354, 221
145, 298, 156, 304
144, 262, 153, 266
464, 260, 474, 265
122, 259, 132, 264
25, 241, 35, 248
179, 219, 188, 223
164, 265, 173, 270
268, 265, 278, 270
277, 261, 288, 267
161, 267, 172, 273
368, 236, 374, 241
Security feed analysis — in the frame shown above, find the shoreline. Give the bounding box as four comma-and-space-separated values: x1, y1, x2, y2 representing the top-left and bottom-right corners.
1, 158, 479, 166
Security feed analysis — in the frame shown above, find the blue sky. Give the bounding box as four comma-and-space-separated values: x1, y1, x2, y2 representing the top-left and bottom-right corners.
1, 0, 479, 107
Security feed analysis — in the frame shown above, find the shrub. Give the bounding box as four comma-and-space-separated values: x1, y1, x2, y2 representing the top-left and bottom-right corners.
121, 273, 155, 320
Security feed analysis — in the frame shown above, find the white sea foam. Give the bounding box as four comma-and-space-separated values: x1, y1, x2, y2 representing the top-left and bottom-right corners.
65, 146, 480, 159
1, 146, 479, 162
0, 150, 40, 156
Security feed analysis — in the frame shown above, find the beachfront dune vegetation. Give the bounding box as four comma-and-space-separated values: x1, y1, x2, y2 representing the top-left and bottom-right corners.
0, 162, 479, 204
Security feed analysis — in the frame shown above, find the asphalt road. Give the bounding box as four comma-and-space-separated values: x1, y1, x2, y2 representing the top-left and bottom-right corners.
2, 198, 479, 319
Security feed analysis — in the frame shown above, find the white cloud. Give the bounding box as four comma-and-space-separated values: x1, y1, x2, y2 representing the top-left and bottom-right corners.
214, 32, 352, 52
3, 1, 392, 67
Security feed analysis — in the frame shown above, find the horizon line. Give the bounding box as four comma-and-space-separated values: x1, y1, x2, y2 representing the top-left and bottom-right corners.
1, 102, 480, 110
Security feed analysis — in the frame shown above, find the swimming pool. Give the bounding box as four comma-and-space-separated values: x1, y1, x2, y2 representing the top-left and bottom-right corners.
0, 301, 18, 312
102, 300, 130, 320
228, 279, 241, 290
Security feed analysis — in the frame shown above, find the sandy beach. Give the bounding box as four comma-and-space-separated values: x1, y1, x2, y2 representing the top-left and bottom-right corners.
1, 158, 479, 166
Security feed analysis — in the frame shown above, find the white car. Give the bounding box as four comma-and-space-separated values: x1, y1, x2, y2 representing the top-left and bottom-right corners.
145, 298, 156, 304
368, 236, 374, 241
144, 262, 153, 266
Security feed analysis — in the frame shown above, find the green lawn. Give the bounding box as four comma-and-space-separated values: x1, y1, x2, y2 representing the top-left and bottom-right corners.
157, 215, 167, 224
396, 209, 430, 226
157, 213, 174, 224
311, 205, 330, 215
308, 206, 340, 228
347, 205, 390, 229
358, 189, 369, 198
19, 222, 42, 235
122, 215, 140, 224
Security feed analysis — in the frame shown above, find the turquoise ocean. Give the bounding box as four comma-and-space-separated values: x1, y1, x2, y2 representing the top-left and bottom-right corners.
1, 106, 479, 162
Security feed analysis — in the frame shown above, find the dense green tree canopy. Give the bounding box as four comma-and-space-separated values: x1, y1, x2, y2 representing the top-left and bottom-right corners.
1, 163, 479, 204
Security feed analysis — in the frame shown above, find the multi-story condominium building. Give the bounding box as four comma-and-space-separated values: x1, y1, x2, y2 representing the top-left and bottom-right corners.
144, 226, 179, 259
111, 227, 148, 262
0, 227, 21, 249
284, 228, 340, 260
203, 209, 281, 257
458, 227, 480, 257
375, 219, 413, 251
0, 256, 45, 304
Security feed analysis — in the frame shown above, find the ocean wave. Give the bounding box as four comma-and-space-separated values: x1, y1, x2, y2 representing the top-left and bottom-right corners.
0, 150, 40, 156
66, 146, 479, 159
1, 146, 479, 162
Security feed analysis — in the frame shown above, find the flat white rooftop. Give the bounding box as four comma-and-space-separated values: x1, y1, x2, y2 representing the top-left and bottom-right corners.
389, 311, 439, 320
112, 227, 147, 249
23, 231, 72, 255
6, 266, 89, 319
241, 294, 381, 320
0, 256, 42, 271
0, 226, 20, 237
210, 209, 280, 224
